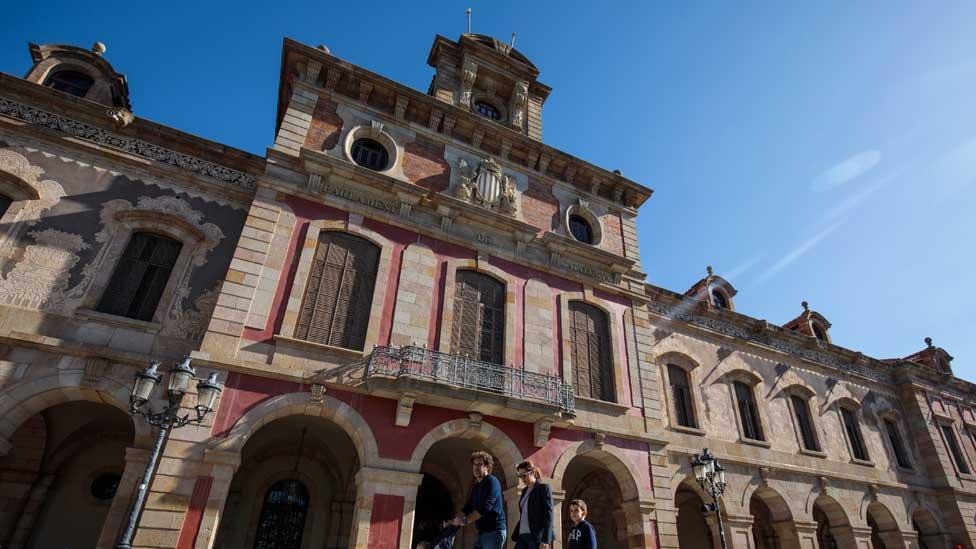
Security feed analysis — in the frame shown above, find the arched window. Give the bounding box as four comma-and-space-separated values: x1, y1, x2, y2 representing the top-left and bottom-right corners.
97, 232, 183, 321
840, 406, 869, 461
296, 232, 379, 351
710, 289, 728, 309
733, 381, 764, 441
940, 424, 970, 474
812, 323, 828, 341
883, 418, 911, 469
450, 270, 505, 365
0, 194, 11, 219
668, 364, 696, 428
43, 70, 95, 98
254, 479, 309, 549
568, 301, 615, 402
790, 394, 820, 452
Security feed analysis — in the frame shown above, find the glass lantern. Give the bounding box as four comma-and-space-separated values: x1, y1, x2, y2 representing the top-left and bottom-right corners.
195, 372, 223, 413
167, 357, 196, 397
131, 362, 162, 406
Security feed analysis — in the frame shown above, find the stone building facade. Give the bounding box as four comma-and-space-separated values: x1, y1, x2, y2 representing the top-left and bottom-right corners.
0, 32, 973, 549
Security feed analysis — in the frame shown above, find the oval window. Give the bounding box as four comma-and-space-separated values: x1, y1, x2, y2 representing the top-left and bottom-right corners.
568, 214, 594, 244
351, 138, 389, 171
474, 101, 502, 121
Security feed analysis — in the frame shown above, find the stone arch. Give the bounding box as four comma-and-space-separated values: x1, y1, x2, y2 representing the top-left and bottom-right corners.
551, 438, 645, 502
211, 391, 380, 469
0, 366, 153, 452
810, 492, 856, 548
741, 483, 795, 523
407, 417, 523, 489
865, 500, 900, 532
437, 257, 518, 367
907, 501, 945, 534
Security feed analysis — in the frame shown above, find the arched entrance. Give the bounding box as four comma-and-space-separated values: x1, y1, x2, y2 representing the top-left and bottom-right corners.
563, 456, 624, 547
912, 507, 944, 549
414, 437, 512, 549
0, 400, 135, 549
213, 414, 360, 549
750, 486, 794, 549
866, 501, 903, 549
812, 495, 852, 549
675, 481, 716, 549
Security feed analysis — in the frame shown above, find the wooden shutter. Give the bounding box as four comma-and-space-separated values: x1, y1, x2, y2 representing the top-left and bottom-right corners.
295, 232, 379, 350
568, 301, 615, 402
97, 232, 182, 321
668, 364, 695, 428
450, 270, 505, 365
734, 381, 764, 441
791, 395, 819, 451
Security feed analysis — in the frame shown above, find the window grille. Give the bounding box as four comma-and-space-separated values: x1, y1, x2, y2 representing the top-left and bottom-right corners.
253, 479, 309, 549
568, 301, 615, 402
351, 138, 389, 171
295, 232, 379, 350
474, 101, 501, 120
711, 290, 728, 309
97, 232, 182, 321
568, 214, 593, 244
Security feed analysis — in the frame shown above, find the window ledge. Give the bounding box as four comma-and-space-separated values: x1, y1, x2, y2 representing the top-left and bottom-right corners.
273, 334, 365, 359
956, 472, 976, 481
739, 437, 771, 449
895, 465, 915, 474
850, 457, 876, 467
573, 396, 632, 415
798, 448, 827, 459
76, 309, 162, 334
671, 425, 706, 437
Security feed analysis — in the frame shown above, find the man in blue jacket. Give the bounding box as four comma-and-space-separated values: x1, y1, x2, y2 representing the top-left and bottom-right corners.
452, 451, 507, 548
511, 460, 554, 549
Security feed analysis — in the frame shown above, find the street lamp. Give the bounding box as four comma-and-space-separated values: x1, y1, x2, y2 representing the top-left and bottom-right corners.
116, 358, 223, 549
692, 448, 729, 549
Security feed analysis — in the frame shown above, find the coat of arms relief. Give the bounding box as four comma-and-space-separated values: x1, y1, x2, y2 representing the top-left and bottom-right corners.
453, 157, 518, 215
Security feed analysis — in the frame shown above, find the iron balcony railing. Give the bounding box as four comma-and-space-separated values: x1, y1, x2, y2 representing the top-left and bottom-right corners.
359, 345, 575, 414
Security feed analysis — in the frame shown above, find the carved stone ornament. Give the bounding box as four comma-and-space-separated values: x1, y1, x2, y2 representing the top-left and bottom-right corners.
0, 97, 256, 189
459, 59, 478, 108
0, 150, 67, 264
0, 228, 89, 311
454, 157, 518, 215
510, 81, 528, 130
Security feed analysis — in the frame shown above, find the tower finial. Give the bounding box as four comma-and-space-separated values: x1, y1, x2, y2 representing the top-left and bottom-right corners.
466, 8, 472, 34
925, 337, 933, 348
802, 301, 809, 311
511, 32, 517, 48
706, 265, 713, 276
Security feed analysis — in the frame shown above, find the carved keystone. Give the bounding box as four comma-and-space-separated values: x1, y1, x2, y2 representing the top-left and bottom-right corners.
534, 419, 554, 448
468, 412, 483, 432
593, 432, 606, 449
82, 358, 109, 387
309, 383, 326, 403
395, 392, 417, 427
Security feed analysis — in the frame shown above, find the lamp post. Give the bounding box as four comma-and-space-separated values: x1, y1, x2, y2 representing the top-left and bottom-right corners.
116, 358, 223, 549
692, 448, 729, 549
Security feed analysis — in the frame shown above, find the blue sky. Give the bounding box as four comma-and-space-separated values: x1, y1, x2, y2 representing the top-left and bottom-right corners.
2, 1, 974, 378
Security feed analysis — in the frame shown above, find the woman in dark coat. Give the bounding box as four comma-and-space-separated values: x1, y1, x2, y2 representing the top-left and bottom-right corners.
511, 460, 555, 549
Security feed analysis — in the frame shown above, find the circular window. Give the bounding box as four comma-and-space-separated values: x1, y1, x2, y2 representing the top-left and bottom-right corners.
569, 214, 594, 244
474, 101, 502, 121
91, 473, 121, 500
350, 138, 389, 171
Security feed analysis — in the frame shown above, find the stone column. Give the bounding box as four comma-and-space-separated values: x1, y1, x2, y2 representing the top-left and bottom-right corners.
770, 519, 803, 549
877, 529, 909, 549
703, 514, 724, 549
349, 466, 423, 549
919, 533, 951, 549
790, 520, 820, 549
621, 498, 657, 549
6, 473, 55, 549
897, 530, 920, 549
94, 447, 150, 549
192, 449, 241, 549
504, 486, 520, 549
551, 488, 566, 548
724, 514, 756, 549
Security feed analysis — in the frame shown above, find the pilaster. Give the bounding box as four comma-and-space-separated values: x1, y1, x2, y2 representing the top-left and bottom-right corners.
350, 466, 424, 549
95, 447, 150, 549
